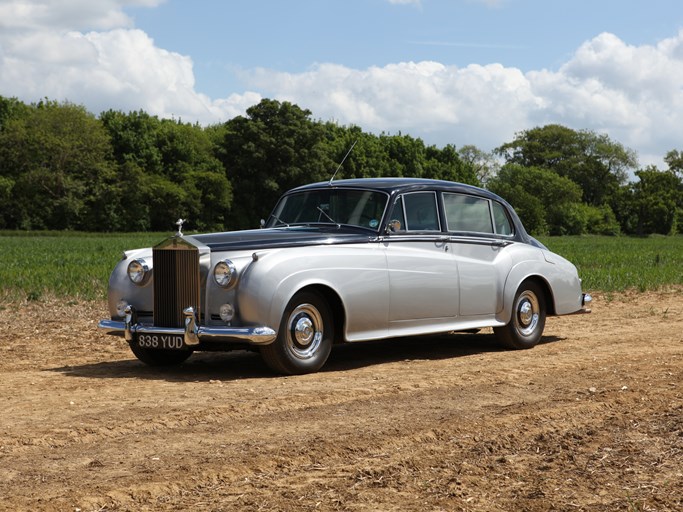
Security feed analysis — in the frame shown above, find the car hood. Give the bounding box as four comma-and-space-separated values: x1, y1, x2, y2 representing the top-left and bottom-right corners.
192, 226, 375, 252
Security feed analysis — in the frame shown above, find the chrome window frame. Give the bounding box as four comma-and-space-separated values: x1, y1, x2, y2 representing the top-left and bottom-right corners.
442, 193, 516, 237
394, 191, 442, 232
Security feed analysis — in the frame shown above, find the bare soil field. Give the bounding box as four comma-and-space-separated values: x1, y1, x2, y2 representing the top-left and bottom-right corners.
1, 290, 681, 511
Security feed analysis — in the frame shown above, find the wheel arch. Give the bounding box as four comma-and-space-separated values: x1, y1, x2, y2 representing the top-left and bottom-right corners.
291, 284, 347, 344
502, 271, 557, 322
522, 275, 556, 316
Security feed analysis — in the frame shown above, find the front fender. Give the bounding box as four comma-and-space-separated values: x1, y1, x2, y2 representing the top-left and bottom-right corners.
236, 244, 390, 341
106, 248, 154, 318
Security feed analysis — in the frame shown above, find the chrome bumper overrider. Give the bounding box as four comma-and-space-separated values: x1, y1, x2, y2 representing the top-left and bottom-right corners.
570, 293, 593, 315
97, 305, 276, 346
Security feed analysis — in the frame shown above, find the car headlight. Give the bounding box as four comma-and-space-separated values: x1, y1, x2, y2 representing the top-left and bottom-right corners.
214, 259, 237, 288
127, 258, 150, 285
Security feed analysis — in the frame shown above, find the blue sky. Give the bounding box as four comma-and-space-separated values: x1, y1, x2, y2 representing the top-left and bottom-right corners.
128, 0, 683, 98
2, 0, 683, 168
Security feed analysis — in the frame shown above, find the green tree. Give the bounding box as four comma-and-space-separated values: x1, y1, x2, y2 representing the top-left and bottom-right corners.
220, 99, 332, 230
496, 124, 637, 206
614, 167, 682, 235
0, 95, 30, 131
487, 164, 585, 235
582, 203, 621, 236
0, 99, 115, 230
317, 124, 392, 180
664, 149, 683, 179
100, 110, 164, 173
423, 144, 480, 185
457, 144, 499, 184
100, 110, 231, 231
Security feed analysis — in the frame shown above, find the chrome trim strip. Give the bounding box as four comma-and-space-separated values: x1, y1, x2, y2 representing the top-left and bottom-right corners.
380, 234, 513, 246
98, 318, 277, 345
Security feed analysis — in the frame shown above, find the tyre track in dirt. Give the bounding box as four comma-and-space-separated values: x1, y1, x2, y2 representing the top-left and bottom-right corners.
0, 290, 681, 511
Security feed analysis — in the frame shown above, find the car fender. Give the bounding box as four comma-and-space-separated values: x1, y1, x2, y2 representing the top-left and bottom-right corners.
499, 248, 583, 322
236, 244, 390, 341
106, 248, 154, 318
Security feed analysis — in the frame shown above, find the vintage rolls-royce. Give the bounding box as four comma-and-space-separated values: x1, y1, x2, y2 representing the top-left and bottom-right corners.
99, 178, 591, 374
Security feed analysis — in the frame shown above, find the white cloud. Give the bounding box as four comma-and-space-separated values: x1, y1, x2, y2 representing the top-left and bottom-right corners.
0, 0, 163, 31
0, 0, 254, 122
244, 30, 683, 166
245, 61, 538, 151
527, 31, 683, 160
1, 0, 683, 168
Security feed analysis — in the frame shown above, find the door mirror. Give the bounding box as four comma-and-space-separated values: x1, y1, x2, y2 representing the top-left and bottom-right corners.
387, 219, 402, 233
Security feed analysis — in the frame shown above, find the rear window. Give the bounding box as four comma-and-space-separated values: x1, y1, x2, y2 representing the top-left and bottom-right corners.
443, 193, 493, 234
491, 200, 514, 236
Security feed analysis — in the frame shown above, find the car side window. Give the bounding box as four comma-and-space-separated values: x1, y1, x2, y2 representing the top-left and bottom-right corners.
401, 192, 440, 231
491, 200, 514, 236
443, 193, 494, 234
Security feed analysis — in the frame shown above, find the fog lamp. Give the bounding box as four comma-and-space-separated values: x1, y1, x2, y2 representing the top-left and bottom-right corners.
116, 300, 130, 318
219, 303, 235, 323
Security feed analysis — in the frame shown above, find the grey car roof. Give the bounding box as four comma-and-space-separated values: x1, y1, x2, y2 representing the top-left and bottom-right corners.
290, 177, 504, 202
288, 177, 539, 245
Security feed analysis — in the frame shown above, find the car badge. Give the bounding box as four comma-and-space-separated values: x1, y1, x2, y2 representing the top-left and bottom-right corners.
175, 218, 186, 236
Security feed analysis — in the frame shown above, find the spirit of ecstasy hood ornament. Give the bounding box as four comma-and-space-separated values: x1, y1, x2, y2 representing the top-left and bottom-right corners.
175, 218, 187, 236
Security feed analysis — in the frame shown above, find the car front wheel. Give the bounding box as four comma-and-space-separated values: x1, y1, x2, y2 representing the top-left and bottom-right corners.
260, 290, 333, 375
494, 281, 546, 349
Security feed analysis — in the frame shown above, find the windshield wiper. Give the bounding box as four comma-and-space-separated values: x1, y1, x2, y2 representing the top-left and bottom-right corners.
316, 206, 340, 228
268, 213, 289, 227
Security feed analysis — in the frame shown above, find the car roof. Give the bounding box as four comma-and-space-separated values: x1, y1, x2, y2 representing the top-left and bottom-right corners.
290, 177, 499, 199
282, 177, 534, 244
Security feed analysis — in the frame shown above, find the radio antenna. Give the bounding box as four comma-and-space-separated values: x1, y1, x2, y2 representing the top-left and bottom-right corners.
329, 140, 357, 185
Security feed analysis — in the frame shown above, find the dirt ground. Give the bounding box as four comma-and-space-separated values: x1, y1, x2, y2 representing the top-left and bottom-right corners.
0, 290, 681, 512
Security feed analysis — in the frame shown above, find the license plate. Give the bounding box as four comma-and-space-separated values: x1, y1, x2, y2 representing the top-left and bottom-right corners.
137, 334, 185, 350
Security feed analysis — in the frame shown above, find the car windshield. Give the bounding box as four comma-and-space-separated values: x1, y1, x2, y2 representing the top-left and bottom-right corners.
267, 188, 389, 230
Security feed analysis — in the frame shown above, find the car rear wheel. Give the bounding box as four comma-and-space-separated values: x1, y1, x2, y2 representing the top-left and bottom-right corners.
494, 281, 546, 350
260, 290, 333, 375
129, 343, 192, 366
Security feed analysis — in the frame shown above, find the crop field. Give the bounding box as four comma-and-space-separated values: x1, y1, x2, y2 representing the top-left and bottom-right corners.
1, 232, 682, 301
0, 231, 163, 301
1, 231, 682, 511
539, 235, 683, 292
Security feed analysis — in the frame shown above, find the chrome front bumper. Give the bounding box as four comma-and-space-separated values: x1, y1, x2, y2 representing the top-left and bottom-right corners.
98, 305, 277, 346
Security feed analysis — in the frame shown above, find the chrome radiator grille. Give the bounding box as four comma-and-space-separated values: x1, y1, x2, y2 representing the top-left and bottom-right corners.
153, 245, 200, 328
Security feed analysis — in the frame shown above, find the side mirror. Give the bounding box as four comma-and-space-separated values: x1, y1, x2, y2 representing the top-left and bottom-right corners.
260, 219, 266, 229
387, 219, 402, 233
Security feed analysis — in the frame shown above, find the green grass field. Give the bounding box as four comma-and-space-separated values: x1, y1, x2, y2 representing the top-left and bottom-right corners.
0, 232, 164, 301
1, 232, 682, 301
539, 235, 683, 293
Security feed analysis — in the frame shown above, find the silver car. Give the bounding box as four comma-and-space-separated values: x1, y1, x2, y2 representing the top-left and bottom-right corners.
99, 178, 591, 374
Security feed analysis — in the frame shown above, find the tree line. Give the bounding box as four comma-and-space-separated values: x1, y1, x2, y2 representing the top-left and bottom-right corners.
0, 95, 681, 236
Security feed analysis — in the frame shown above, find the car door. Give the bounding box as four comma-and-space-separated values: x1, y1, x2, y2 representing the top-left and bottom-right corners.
442, 193, 513, 317
383, 191, 460, 325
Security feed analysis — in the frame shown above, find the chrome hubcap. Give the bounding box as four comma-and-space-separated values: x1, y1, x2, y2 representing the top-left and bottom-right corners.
286, 304, 323, 360
294, 317, 315, 346
519, 301, 533, 326
515, 291, 539, 337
